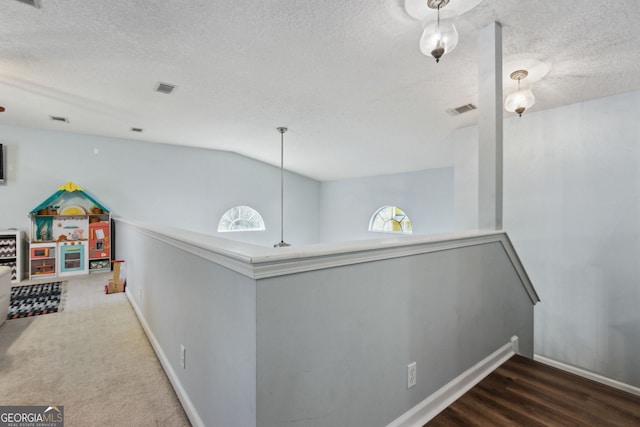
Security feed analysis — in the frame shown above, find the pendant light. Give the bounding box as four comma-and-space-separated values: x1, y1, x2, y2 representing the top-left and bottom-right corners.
274, 127, 291, 248
504, 70, 535, 117
419, 0, 459, 63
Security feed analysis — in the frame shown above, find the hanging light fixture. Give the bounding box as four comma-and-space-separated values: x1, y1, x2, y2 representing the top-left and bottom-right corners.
419, 0, 459, 63
504, 70, 535, 117
274, 127, 291, 248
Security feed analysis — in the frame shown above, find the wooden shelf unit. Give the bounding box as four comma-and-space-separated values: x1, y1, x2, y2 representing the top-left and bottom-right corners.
29, 214, 111, 279
0, 229, 24, 283
29, 241, 57, 279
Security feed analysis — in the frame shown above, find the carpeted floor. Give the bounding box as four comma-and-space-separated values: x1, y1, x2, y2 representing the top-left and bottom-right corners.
6, 281, 67, 319
0, 273, 191, 426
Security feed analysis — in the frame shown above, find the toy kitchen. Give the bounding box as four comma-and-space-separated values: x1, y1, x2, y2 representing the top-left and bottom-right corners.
53, 217, 88, 276
28, 182, 112, 279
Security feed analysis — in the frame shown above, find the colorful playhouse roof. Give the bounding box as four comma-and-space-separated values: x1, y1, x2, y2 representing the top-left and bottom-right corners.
29, 181, 109, 215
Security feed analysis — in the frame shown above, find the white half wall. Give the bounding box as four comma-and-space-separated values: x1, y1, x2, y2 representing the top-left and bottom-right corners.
115, 221, 258, 427
114, 220, 536, 427
256, 241, 534, 426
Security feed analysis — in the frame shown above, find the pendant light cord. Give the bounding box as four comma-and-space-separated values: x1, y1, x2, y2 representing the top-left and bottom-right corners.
280, 129, 284, 244
275, 127, 289, 247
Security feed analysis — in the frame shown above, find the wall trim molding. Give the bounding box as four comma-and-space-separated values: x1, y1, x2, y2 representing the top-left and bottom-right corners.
534, 354, 640, 397
126, 289, 205, 427
387, 336, 519, 427
114, 219, 539, 304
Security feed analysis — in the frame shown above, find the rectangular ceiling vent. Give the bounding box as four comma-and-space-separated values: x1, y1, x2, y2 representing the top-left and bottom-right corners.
155, 82, 177, 94
50, 115, 69, 123
446, 103, 477, 116
15, 0, 41, 8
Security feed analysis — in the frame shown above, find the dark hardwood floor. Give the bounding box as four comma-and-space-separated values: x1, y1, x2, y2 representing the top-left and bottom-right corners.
427, 355, 640, 426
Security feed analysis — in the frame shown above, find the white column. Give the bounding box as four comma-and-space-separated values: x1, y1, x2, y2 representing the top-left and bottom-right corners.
477, 22, 503, 230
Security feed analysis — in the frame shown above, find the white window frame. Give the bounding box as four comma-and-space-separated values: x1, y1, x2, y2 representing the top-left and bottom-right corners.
218, 205, 266, 232
368, 205, 413, 234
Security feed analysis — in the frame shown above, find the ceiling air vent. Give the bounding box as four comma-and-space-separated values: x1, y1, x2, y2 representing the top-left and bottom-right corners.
155, 82, 177, 94
446, 103, 477, 116
130, 127, 144, 133
50, 115, 69, 123
15, 0, 41, 8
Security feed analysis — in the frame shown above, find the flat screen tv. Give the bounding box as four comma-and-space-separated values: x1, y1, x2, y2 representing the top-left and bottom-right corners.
0, 144, 4, 183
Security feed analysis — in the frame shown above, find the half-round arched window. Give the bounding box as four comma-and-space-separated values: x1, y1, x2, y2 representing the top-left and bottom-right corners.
369, 206, 413, 234
218, 206, 265, 232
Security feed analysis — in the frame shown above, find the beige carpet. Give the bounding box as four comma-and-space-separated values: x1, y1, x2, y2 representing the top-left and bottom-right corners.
0, 273, 191, 426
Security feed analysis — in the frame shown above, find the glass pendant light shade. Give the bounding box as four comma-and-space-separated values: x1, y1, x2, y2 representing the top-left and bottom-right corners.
505, 88, 535, 117
505, 69, 535, 117
419, 18, 458, 62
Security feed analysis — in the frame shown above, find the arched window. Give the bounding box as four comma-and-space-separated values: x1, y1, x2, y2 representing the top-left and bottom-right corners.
369, 206, 412, 234
218, 206, 265, 232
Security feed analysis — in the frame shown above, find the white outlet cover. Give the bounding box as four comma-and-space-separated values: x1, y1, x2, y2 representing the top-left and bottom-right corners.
408, 362, 417, 388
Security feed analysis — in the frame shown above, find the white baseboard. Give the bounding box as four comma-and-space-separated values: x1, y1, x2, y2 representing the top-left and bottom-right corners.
534, 354, 640, 397
126, 290, 205, 427
387, 336, 519, 427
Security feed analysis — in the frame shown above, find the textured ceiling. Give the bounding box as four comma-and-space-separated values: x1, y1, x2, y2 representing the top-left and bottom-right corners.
1, 0, 639, 180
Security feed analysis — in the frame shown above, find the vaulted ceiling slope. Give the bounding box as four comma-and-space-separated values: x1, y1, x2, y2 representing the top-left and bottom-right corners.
1, 0, 639, 180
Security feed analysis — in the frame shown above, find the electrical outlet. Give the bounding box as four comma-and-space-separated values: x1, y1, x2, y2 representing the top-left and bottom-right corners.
180, 345, 186, 369
408, 362, 417, 388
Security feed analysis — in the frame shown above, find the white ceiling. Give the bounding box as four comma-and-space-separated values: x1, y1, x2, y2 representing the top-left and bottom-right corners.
1, 0, 639, 181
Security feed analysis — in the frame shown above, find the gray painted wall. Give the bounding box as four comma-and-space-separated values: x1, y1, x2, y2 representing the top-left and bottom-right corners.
0, 124, 320, 247
115, 222, 258, 427
455, 90, 640, 387
319, 168, 455, 243
256, 242, 533, 427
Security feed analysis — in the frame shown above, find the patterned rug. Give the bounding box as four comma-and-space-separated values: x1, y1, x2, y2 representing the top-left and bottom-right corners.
6, 281, 67, 319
